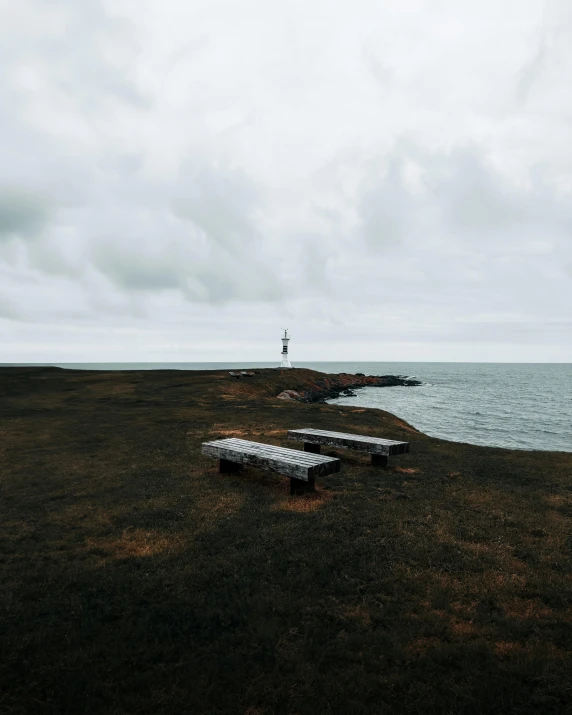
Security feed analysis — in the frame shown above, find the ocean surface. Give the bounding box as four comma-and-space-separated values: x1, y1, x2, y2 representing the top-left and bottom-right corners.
3, 362, 571, 453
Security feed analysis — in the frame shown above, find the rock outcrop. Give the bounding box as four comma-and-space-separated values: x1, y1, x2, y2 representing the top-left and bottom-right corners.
279, 373, 421, 403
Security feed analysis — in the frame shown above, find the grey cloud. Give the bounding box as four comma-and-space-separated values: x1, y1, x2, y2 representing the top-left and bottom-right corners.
290, 233, 333, 292
89, 159, 284, 304
188, 262, 283, 304
429, 149, 529, 234
93, 241, 185, 292
171, 160, 261, 253
430, 149, 572, 247
438, 318, 572, 344
513, 3, 572, 108
93, 236, 284, 305
358, 157, 417, 248
516, 35, 547, 104
362, 43, 392, 86
1, 0, 571, 361
359, 145, 572, 251
0, 296, 20, 319
3, 0, 150, 116
164, 37, 210, 73
27, 240, 85, 279
0, 188, 51, 240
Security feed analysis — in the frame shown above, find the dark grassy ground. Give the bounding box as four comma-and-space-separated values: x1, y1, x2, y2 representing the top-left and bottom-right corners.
1, 366, 571, 715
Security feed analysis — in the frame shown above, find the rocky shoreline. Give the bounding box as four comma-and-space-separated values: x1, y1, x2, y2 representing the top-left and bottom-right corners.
277, 372, 421, 403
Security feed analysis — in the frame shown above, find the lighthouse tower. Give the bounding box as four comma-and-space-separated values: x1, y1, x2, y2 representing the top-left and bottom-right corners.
280, 329, 292, 368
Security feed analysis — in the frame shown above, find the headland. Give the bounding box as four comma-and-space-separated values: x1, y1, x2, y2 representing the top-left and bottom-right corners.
1, 366, 570, 714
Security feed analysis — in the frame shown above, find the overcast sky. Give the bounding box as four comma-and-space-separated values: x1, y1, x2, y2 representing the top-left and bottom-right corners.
1, 0, 571, 363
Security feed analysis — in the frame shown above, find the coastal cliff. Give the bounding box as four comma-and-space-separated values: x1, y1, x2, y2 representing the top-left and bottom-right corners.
276, 371, 421, 402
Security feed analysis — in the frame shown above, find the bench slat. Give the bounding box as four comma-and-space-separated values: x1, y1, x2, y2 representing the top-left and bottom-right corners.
211, 438, 335, 468
201, 438, 340, 481
287, 428, 409, 456
218, 439, 340, 470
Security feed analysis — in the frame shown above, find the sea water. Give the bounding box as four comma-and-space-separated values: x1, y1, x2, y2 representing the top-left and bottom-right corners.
321, 362, 571, 453
3, 361, 570, 453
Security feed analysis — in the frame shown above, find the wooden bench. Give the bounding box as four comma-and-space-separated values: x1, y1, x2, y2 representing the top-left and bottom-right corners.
287, 428, 409, 466
201, 438, 341, 494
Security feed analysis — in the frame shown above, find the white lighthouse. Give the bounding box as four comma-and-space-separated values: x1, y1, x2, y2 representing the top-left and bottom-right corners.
280, 329, 292, 368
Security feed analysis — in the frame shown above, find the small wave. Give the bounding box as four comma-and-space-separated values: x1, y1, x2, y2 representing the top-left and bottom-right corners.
325, 362, 572, 451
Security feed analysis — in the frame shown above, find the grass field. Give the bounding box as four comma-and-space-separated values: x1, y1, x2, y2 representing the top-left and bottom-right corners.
1, 366, 571, 714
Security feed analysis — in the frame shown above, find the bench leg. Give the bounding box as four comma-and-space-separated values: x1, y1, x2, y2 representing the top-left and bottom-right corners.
371, 454, 388, 467
304, 442, 320, 454
219, 458, 242, 473
290, 476, 316, 495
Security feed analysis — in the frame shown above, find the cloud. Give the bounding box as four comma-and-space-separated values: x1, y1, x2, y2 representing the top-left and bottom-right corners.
358, 155, 418, 249
358, 144, 572, 254
3, 0, 150, 114
362, 43, 393, 87
0, 296, 20, 319
86, 157, 285, 304
0, 0, 571, 361
0, 188, 51, 240
171, 160, 262, 254
516, 35, 547, 104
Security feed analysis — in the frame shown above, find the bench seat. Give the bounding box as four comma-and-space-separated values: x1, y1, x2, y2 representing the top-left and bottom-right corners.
201, 437, 341, 494
287, 428, 409, 466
